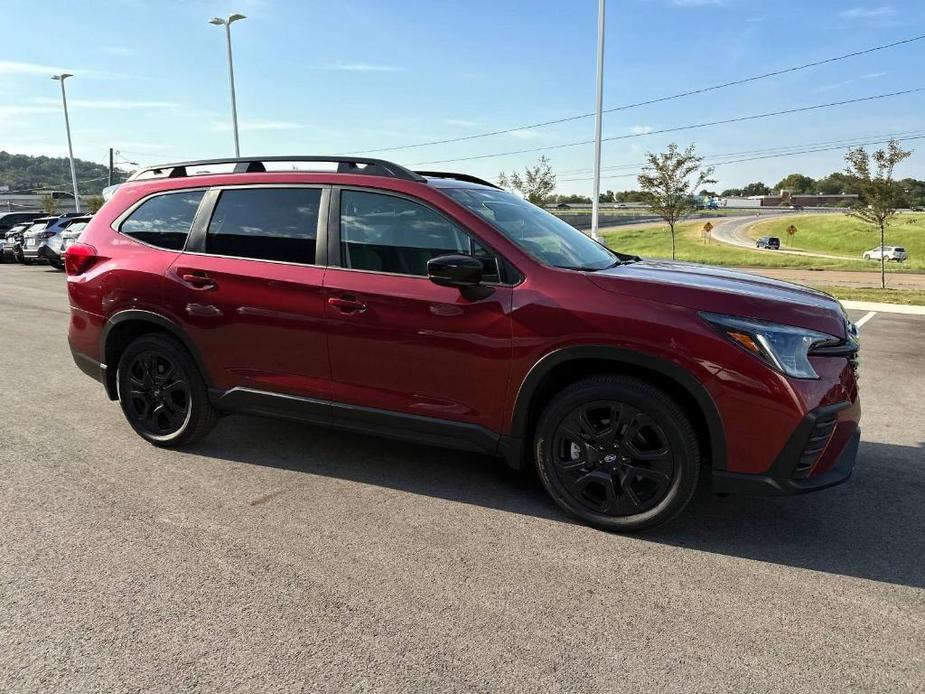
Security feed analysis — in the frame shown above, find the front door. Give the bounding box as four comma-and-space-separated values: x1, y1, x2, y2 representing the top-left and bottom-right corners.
165, 185, 331, 400
323, 188, 513, 436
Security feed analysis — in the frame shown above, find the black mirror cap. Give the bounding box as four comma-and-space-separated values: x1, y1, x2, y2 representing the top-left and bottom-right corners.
427, 254, 483, 288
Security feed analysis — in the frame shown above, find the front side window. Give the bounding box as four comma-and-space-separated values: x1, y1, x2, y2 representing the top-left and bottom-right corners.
444, 187, 617, 271
206, 187, 321, 264
340, 190, 499, 280
121, 190, 205, 250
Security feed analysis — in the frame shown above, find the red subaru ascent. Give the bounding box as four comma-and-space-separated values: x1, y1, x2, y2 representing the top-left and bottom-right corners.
66, 156, 860, 531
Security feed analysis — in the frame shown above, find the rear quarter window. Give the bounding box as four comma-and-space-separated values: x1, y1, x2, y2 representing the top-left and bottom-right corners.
120, 190, 205, 250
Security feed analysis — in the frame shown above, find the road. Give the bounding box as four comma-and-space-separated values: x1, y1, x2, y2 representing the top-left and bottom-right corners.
709, 215, 856, 261
1, 266, 923, 693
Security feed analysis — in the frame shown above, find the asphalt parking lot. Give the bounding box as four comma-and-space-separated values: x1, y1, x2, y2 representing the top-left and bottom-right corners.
1, 265, 923, 693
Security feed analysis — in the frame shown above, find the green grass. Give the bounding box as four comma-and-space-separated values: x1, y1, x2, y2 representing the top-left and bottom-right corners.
748, 213, 925, 270
600, 221, 875, 270
807, 286, 925, 306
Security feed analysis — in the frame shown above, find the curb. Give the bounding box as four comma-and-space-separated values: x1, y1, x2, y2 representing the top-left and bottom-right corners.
841, 300, 925, 315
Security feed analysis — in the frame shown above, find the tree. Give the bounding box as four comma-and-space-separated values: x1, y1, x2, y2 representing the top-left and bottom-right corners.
742, 181, 770, 196
39, 192, 59, 215
86, 195, 105, 213
844, 139, 912, 289
815, 172, 861, 196
637, 143, 716, 260
774, 173, 815, 194
497, 156, 556, 204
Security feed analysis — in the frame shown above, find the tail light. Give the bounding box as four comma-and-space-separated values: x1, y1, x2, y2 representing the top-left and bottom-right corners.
64, 243, 98, 275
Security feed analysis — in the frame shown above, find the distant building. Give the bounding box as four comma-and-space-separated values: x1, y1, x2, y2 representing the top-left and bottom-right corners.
0, 190, 86, 213
747, 190, 859, 207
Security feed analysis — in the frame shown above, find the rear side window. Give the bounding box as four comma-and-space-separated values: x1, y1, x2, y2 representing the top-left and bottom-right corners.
206, 187, 321, 264
121, 190, 204, 250
340, 190, 499, 280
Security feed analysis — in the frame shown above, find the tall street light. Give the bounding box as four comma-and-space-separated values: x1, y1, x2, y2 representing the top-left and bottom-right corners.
590, 0, 606, 242
51, 73, 80, 212
209, 13, 246, 157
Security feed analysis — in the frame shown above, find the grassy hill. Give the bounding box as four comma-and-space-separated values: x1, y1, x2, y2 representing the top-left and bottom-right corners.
747, 214, 925, 270
0, 151, 128, 194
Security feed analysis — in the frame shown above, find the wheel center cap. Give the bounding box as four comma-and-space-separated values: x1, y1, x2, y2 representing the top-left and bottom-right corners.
603, 453, 618, 464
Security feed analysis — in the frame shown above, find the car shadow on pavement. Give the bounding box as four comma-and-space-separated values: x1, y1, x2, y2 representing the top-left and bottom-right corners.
192, 418, 925, 589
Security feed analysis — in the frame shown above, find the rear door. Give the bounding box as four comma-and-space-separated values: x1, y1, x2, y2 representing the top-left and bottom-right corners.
323, 187, 513, 436
165, 185, 331, 400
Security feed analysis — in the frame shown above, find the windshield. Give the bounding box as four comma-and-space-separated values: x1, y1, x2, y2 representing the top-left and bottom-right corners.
444, 187, 617, 271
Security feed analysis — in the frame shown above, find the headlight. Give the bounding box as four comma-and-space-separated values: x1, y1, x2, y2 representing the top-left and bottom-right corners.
701, 312, 840, 379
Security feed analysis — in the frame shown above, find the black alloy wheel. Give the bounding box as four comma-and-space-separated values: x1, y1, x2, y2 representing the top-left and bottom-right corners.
116, 333, 219, 447
124, 350, 191, 437
535, 375, 700, 531
551, 401, 674, 517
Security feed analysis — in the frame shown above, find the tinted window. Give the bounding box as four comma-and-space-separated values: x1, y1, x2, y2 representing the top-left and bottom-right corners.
340, 190, 499, 280
121, 190, 204, 250
206, 187, 321, 264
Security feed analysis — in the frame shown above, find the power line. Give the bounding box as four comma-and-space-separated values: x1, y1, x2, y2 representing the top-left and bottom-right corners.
558, 128, 925, 176
410, 87, 925, 166
557, 132, 925, 183
344, 34, 925, 156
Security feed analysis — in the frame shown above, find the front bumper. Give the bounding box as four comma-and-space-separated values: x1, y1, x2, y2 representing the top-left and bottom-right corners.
712, 402, 859, 495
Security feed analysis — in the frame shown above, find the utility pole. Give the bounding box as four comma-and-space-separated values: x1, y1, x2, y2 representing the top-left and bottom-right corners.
108, 147, 114, 187
590, 0, 606, 242
51, 73, 80, 212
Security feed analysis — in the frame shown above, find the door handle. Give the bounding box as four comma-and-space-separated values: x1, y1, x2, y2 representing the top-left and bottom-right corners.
328, 295, 367, 313
179, 271, 216, 290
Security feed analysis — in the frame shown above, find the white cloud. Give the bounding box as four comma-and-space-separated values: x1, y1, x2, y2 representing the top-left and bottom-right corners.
322, 63, 404, 72
444, 119, 479, 128
631, 125, 654, 135
30, 97, 178, 110
211, 120, 301, 131
507, 129, 539, 140
839, 6, 896, 18
0, 60, 115, 78
861, 71, 887, 79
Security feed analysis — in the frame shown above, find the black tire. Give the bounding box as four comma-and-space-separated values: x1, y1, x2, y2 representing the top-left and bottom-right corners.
116, 333, 219, 447
48, 259, 64, 270
534, 375, 700, 532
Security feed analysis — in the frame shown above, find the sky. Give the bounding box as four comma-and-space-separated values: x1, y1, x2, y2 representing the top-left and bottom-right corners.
1, 0, 924, 195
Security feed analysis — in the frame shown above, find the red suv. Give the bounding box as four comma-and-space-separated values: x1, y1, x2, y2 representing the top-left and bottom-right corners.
66, 156, 860, 531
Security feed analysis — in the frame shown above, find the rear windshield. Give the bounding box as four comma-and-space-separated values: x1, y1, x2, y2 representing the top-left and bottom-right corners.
24, 222, 49, 234
894, 247, 906, 252
768, 237, 780, 243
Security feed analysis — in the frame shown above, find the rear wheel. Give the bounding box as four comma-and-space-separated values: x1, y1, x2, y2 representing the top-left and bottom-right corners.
116, 333, 218, 447
535, 375, 700, 532
863, 253, 871, 260
48, 258, 64, 270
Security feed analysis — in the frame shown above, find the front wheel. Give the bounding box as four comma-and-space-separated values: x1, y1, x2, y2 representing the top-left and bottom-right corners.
535, 375, 700, 532
116, 333, 219, 447
863, 254, 871, 261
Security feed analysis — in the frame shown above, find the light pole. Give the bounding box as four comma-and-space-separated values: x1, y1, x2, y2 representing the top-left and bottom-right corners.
209, 13, 246, 157
51, 73, 80, 212
590, 0, 606, 241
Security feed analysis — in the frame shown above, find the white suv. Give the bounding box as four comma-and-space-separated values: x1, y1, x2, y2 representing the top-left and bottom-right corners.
863, 246, 908, 262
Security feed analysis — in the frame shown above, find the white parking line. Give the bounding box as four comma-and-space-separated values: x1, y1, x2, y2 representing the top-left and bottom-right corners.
855, 311, 877, 330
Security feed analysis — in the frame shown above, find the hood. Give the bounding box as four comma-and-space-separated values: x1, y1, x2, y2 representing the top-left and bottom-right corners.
589, 259, 847, 338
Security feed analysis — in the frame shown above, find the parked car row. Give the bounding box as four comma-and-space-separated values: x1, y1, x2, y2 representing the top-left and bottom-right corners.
1, 212, 92, 269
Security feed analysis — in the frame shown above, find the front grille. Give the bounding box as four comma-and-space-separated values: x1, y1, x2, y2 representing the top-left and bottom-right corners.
793, 415, 838, 478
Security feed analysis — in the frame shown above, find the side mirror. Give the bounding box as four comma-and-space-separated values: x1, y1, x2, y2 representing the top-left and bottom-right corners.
427, 254, 493, 299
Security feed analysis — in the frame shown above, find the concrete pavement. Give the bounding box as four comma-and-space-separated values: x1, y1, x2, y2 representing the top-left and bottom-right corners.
1, 266, 923, 693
